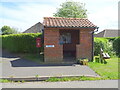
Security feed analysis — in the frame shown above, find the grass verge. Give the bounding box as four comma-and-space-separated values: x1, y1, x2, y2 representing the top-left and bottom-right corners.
88, 57, 119, 79
46, 76, 108, 82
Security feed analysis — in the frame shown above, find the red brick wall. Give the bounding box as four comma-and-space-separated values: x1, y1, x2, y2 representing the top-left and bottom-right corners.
44, 27, 94, 62
44, 28, 63, 62
76, 28, 94, 60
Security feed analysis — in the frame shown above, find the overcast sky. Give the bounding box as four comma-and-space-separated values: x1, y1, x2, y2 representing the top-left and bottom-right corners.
0, 0, 118, 33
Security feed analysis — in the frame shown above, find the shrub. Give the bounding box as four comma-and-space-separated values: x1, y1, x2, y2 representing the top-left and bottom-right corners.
94, 38, 108, 56
105, 38, 116, 57
113, 37, 120, 57
94, 37, 115, 57
2, 33, 43, 53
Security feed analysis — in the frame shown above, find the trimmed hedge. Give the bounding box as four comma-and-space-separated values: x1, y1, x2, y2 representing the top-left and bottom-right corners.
2, 33, 43, 53
1, 33, 118, 57
113, 37, 120, 57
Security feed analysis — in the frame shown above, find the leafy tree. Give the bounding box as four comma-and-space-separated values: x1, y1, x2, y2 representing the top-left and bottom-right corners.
0, 25, 19, 35
53, 1, 87, 18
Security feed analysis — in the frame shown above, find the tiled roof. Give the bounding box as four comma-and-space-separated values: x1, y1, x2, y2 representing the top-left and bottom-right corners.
95, 29, 120, 37
23, 22, 43, 33
43, 17, 97, 28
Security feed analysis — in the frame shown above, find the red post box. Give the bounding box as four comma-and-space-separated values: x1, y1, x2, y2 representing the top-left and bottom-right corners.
36, 38, 41, 47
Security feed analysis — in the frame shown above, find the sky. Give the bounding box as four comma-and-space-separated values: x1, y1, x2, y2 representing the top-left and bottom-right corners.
0, 0, 119, 33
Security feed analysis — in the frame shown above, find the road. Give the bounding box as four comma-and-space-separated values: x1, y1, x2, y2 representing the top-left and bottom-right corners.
1, 80, 118, 88
0, 49, 118, 88
1, 49, 99, 78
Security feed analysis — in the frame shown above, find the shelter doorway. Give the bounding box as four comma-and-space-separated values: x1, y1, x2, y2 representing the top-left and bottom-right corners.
59, 29, 79, 62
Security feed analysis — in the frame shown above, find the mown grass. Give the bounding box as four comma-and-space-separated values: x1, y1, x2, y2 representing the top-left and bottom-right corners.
88, 57, 119, 79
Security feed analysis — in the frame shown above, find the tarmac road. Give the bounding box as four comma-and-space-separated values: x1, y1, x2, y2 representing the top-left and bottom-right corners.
0, 49, 119, 88
1, 49, 99, 78
1, 80, 118, 88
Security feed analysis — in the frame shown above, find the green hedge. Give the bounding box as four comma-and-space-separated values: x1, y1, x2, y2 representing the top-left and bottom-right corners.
113, 37, 120, 57
1, 33, 118, 57
2, 33, 43, 53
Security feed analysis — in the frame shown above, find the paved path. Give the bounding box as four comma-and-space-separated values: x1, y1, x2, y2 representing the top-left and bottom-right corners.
1, 49, 99, 78
1, 80, 118, 88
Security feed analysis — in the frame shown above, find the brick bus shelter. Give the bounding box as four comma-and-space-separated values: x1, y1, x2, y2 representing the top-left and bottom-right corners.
43, 17, 98, 63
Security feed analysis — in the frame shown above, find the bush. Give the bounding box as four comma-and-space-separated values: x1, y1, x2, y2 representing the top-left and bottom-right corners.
105, 37, 116, 57
94, 38, 108, 56
94, 37, 115, 57
113, 37, 120, 57
2, 33, 43, 53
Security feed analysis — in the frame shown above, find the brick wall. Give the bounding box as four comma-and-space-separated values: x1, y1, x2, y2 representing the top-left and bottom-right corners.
44, 28, 63, 62
76, 28, 94, 60
44, 27, 94, 63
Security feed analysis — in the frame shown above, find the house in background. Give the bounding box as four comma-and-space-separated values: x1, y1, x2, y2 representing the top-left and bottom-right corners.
43, 17, 98, 63
23, 22, 43, 33
95, 29, 120, 37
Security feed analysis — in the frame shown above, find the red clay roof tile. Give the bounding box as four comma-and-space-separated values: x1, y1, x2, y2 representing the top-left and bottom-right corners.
43, 17, 97, 28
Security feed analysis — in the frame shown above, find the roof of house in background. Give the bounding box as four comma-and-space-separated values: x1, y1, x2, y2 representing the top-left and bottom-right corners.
95, 29, 120, 37
23, 22, 43, 33
43, 17, 97, 28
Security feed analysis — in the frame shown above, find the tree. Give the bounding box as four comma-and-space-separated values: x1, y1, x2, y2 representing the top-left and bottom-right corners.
0, 25, 19, 35
53, 1, 87, 18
